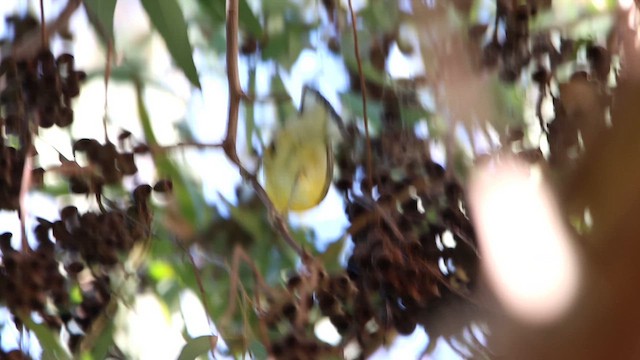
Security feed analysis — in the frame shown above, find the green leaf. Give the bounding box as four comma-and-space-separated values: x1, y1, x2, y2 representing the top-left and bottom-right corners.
178, 335, 217, 360
319, 236, 347, 272
248, 338, 268, 359
491, 78, 525, 133
22, 315, 71, 360
341, 31, 387, 86
400, 105, 430, 128
140, 0, 201, 88
246, 67, 257, 154
238, 0, 263, 37
223, 200, 266, 242
262, 23, 311, 69
149, 259, 177, 281
272, 74, 295, 125
70, 284, 83, 304
361, 0, 399, 34
83, 0, 117, 45
197, 0, 225, 23
343, 56, 386, 85
341, 92, 383, 130
85, 319, 115, 360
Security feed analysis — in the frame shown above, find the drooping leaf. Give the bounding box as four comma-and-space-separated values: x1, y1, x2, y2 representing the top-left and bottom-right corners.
140, 0, 201, 88
177, 335, 218, 360
238, 0, 263, 37
83, 0, 117, 45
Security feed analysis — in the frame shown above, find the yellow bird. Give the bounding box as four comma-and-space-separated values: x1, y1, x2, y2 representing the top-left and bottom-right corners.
263, 86, 338, 212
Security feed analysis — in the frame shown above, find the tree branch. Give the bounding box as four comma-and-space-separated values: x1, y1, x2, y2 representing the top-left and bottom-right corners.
224, 0, 308, 260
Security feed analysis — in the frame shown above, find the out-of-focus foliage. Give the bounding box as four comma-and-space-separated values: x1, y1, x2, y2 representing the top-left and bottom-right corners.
0, 0, 628, 359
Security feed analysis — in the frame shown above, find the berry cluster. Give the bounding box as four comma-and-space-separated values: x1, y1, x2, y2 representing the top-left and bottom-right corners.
0, 25, 85, 212
258, 109, 485, 358
261, 272, 360, 359
0, 50, 85, 137
0, 184, 157, 353
469, 0, 614, 172
332, 85, 486, 356
0, 230, 67, 313
0, 13, 161, 357
0, 145, 42, 210
67, 138, 139, 194
53, 184, 153, 268
475, 0, 554, 82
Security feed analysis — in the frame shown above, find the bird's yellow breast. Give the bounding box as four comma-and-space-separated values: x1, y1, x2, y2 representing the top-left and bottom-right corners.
262, 87, 336, 212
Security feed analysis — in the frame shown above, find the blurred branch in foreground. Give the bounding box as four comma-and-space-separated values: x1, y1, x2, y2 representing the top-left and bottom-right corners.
473, 3, 640, 358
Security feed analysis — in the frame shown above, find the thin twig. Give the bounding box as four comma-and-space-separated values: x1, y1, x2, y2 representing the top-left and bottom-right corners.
347, 0, 374, 194
222, 6, 319, 350
222, 5, 324, 346
223, 0, 243, 166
